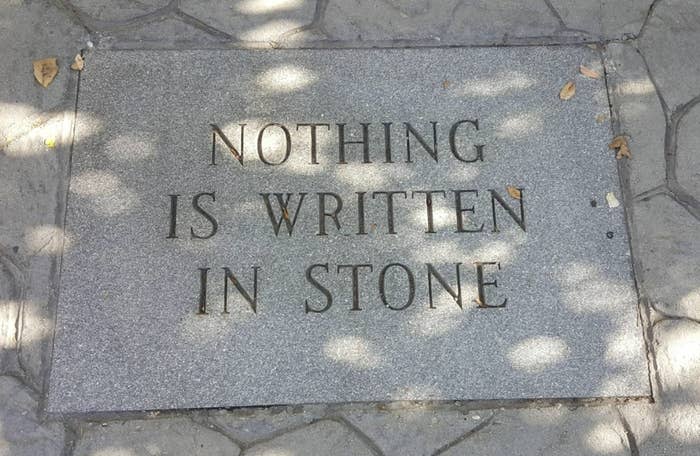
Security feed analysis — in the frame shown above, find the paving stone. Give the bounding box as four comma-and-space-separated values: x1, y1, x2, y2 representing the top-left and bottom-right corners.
549, 0, 652, 38
0, 0, 84, 136
343, 407, 489, 456
605, 43, 666, 196
0, 376, 64, 456
96, 17, 226, 48
323, 0, 561, 44
619, 320, 700, 454
179, 0, 316, 42
676, 101, 700, 200
245, 420, 375, 456
640, 0, 700, 110
441, 406, 629, 456
74, 418, 241, 456
633, 196, 700, 319
601, 0, 654, 39
0, 107, 74, 388
70, 0, 170, 22
206, 406, 325, 444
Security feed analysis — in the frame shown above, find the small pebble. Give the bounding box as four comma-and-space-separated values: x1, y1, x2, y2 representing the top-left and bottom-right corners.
472, 415, 481, 420
606, 192, 620, 208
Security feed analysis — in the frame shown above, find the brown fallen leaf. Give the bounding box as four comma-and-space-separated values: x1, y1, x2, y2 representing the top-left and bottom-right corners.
506, 186, 521, 200
70, 53, 84, 71
33, 57, 58, 88
579, 65, 601, 79
609, 135, 632, 159
441, 80, 450, 89
282, 207, 289, 220
559, 81, 576, 100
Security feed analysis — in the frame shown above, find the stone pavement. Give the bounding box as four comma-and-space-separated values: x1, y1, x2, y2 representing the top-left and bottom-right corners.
0, 0, 698, 454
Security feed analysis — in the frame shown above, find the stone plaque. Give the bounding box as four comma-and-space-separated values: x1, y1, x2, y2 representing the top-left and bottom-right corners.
47, 47, 650, 413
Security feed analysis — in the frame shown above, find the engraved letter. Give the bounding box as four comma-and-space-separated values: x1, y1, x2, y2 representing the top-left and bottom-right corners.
426, 263, 463, 309
405, 122, 438, 162
167, 194, 180, 239
412, 190, 447, 234
337, 123, 371, 164
379, 263, 415, 310
190, 192, 218, 239
454, 189, 484, 233
222, 266, 260, 313
296, 123, 330, 164
257, 123, 291, 165
449, 119, 484, 163
489, 189, 525, 232
197, 267, 209, 314
337, 264, 373, 311
317, 192, 343, 236
260, 193, 307, 236
475, 262, 507, 308
211, 123, 245, 165
372, 191, 407, 234
305, 263, 333, 313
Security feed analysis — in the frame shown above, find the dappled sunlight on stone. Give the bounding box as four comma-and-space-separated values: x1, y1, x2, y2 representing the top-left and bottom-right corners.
663, 404, 700, 443
0, 300, 19, 351
93, 448, 136, 456
616, 78, 655, 96
23, 224, 71, 255
240, 20, 303, 41
323, 336, 382, 368
680, 287, 700, 310
495, 112, 544, 139
105, 133, 156, 163
471, 239, 516, 262
558, 262, 633, 314
605, 330, 644, 367
71, 170, 139, 216
257, 64, 317, 93
335, 163, 388, 187
1, 111, 71, 157
585, 422, 627, 454
508, 336, 569, 373
404, 293, 470, 336
237, 0, 305, 15
458, 72, 535, 97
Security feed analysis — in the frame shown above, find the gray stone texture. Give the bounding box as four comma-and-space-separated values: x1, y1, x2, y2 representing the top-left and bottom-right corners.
70, 0, 170, 22
343, 407, 490, 456
633, 196, 700, 319
441, 406, 630, 455
244, 420, 376, 456
74, 418, 241, 456
48, 47, 648, 413
620, 319, 700, 455
179, 0, 317, 42
677, 102, 700, 200
206, 406, 326, 444
551, 1, 652, 38
0, 0, 82, 389
0, 376, 65, 456
323, 0, 561, 44
605, 43, 666, 197
639, 0, 700, 111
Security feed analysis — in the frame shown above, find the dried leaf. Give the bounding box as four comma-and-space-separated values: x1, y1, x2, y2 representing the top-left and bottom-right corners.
606, 192, 620, 208
609, 135, 632, 159
579, 65, 601, 79
282, 207, 289, 220
441, 80, 450, 89
559, 81, 576, 100
33, 57, 58, 88
44, 137, 56, 148
70, 54, 84, 71
506, 186, 521, 200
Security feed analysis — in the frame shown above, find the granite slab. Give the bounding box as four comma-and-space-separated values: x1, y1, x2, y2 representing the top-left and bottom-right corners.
47, 47, 650, 413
